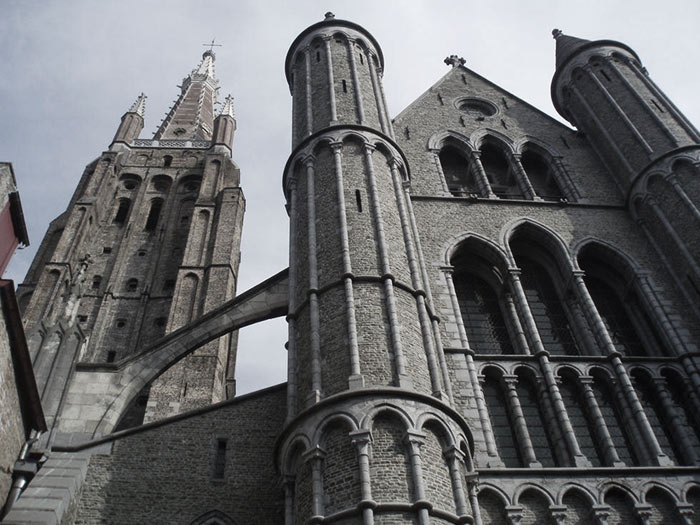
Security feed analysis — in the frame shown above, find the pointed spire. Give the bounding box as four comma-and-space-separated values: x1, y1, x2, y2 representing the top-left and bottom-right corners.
153, 52, 220, 141
219, 94, 234, 118
128, 93, 147, 117
552, 28, 591, 70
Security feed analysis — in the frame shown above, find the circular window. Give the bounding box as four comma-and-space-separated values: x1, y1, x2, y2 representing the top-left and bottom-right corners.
457, 98, 498, 117
123, 180, 137, 190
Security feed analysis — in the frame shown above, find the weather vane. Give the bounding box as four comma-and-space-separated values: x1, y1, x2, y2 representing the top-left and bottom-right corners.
202, 39, 222, 52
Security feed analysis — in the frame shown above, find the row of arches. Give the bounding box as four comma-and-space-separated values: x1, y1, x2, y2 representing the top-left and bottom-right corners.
478, 482, 700, 525
434, 132, 574, 201
448, 222, 679, 358
480, 364, 700, 468
283, 405, 474, 522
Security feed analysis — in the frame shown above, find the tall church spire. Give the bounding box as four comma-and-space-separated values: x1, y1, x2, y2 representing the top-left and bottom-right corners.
153, 51, 219, 141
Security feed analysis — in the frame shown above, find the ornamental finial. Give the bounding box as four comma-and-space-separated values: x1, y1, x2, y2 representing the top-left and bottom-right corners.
552, 28, 563, 39
324, 12, 335, 20
129, 93, 147, 117
444, 55, 466, 68
219, 94, 235, 118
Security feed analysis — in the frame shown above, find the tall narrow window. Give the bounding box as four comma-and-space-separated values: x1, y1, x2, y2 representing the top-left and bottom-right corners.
92, 275, 102, 290
213, 439, 227, 479
145, 198, 164, 232
113, 198, 131, 225
163, 155, 173, 167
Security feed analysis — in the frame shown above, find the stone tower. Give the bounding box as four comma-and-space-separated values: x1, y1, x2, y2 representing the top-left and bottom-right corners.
16, 50, 244, 442
551, 30, 700, 321
278, 13, 475, 523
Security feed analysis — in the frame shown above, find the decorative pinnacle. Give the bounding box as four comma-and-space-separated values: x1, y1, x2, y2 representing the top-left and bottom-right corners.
129, 93, 147, 116
444, 55, 466, 68
324, 12, 335, 20
219, 94, 234, 118
552, 28, 563, 39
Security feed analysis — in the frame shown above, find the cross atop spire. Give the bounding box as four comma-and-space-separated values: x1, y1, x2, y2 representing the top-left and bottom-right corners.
444, 55, 466, 68
202, 38, 222, 53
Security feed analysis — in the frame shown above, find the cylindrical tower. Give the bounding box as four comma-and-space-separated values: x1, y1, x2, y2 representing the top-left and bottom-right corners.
551, 30, 700, 193
551, 29, 700, 319
278, 13, 474, 525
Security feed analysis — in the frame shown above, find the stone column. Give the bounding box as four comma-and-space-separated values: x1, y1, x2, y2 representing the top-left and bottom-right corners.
509, 153, 537, 199
443, 266, 498, 458
430, 149, 453, 195
323, 38, 338, 123
668, 174, 700, 222
466, 475, 481, 525
502, 290, 530, 354
404, 431, 430, 525
646, 196, 700, 279
331, 142, 363, 388
305, 156, 322, 405
444, 446, 469, 518
304, 47, 314, 135
363, 144, 411, 387
366, 49, 390, 135
286, 180, 299, 419
390, 159, 447, 400
351, 431, 375, 525
651, 377, 699, 465
346, 38, 365, 124
508, 269, 589, 466
304, 446, 326, 522
579, 376, 624, 466
283, 475, 295, 525
502, 375, 541, 467
552, 156, 577, 201
469, 151, 495, 198
572, 271, 673, 466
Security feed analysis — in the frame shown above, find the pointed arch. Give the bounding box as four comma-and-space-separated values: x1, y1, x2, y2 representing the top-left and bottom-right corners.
451, 236, 515, 355
577, 241, 669, 357
190, 510, 237, 525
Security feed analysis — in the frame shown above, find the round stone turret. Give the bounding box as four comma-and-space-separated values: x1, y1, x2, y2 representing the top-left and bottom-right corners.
285, 12, 393, 147
551, 30, 700, 193
279, 15, 475, 525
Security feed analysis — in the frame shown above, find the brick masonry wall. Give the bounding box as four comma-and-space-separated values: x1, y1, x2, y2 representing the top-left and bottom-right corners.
74, 385, 286, 524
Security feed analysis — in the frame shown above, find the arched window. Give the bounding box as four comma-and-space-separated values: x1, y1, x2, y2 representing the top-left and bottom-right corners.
145, 198, 164, 232
515, 368, 558, 467
513, 252, 579, 356
482, 369, 522, 467
453, 272, 513, 354
113, 198, 131, 225
163, 155, 173, 167
91, 275, 102, 290
521, 150, 563, 201
451, 243, 514, 355
439, 146, 477, 196
481, 142, 521, 199
126, 278, 138, 292
579, 249, 667, 357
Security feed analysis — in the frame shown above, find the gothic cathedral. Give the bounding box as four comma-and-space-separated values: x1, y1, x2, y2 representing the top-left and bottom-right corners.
3, 13, 700, 525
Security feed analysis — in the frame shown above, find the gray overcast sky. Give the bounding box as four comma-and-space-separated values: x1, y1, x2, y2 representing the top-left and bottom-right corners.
2, 0, 699, 394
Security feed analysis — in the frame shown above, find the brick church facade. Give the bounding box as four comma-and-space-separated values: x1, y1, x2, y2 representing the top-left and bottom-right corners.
2, 13, 700, 524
